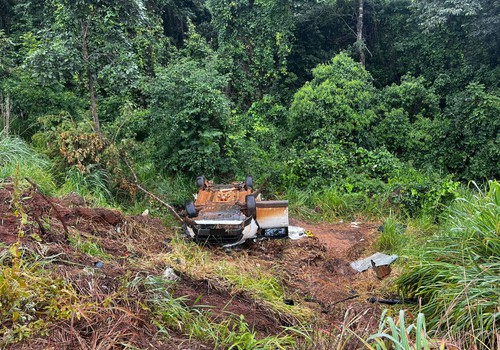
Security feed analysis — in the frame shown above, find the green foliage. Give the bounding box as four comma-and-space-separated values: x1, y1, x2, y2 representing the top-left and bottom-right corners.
441, 83, 500, 180
372, 76, 441, 165
288, 53, 376, 147
397, 181, 500, 349
364, 310, 432, 350
388, 169, 460, 217
59, 166, 113, 207
375, 217, 409, 253
283, 144, 348, 189
145, 26, 234, 177
0, 136, 55, 193
207, 0, 294, 108
0, 250, 82, 346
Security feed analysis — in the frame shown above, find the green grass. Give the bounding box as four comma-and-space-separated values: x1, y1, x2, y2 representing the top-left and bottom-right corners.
0, 136, 55, 193
361, 310, 432, 350
375, 216, 409, 253
67, 232, 112, 259
397, 180, 500, 349
58, 165, 114, 207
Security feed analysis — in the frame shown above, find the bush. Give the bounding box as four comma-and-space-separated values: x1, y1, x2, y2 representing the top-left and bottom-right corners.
288, 52, 376, 147
388, 169, 459, 217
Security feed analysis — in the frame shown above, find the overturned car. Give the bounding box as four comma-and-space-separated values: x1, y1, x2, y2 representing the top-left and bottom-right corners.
182, 176, 289, 246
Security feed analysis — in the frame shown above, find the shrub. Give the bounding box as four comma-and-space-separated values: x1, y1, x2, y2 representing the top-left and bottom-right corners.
388, 169, 459, 217
288, 52, 376, 147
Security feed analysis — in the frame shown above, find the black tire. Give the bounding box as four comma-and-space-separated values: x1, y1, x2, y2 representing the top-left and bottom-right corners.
245, 194, 256, 218
185, 201, 197, 218
245, 175, 253, 190
196, 175, 206, 189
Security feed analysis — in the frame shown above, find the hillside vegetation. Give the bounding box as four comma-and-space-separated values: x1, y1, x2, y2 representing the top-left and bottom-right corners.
0, 0, 498, 349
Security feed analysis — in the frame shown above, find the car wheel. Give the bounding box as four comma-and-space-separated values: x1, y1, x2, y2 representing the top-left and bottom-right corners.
246, 194, 256, 218
245, 175, 253, 190
196, 175, 206, 189
186, 201, 197, 218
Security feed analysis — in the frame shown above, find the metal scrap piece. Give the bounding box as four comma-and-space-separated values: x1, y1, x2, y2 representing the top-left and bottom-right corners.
350, 252, 398, 272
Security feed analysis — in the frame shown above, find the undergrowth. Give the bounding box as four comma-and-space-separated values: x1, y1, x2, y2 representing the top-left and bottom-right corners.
143, 276, 299, 349
397, 180, 500, 349
0, 247, 85, 346
0, 136, 55, 193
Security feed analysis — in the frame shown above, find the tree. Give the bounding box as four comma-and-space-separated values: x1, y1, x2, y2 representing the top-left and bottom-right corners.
206, 0, 294, 109
288, 52, 376, 147
145, 24, 234, 176
442, 83, 500, 180
371, 75, 441, 165
20, 0, 162, 132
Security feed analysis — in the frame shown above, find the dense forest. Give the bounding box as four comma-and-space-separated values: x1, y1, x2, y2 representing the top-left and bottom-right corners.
0, 0, 499, 349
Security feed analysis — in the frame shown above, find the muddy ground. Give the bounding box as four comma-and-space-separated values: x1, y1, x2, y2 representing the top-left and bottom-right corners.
0, 178, 393, 349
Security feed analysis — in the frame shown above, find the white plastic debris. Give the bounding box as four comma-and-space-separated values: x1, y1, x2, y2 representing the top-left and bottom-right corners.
163, 267, 179, 281
350, 252, 398, 272
288, 226, 307, 240
141, 209, 149, 216
223, 219, 259, 248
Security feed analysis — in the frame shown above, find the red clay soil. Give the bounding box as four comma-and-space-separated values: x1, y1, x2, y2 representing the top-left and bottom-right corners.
0, 179, 391, 349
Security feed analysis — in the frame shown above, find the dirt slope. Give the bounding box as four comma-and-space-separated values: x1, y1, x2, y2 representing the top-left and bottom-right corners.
0, 179, 390, 349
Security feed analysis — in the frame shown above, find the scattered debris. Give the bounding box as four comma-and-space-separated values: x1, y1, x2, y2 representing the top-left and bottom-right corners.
288, 226, 307, 240
371, 259, 392, 279
368, 297, 416, 305
163, 267, 179, 281
350, 252, 398, 273
95, 261, 104, 268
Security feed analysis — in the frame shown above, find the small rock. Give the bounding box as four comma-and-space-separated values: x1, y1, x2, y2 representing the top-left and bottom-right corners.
142, 209, 149, 216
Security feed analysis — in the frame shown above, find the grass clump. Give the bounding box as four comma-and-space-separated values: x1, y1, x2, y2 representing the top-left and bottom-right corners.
0, 136, 55, 193
397, 180, 500, 349
58, 166, 114, 207
375, 217, 409, 253
361, 310, 432, 350
67, 231, 112, 259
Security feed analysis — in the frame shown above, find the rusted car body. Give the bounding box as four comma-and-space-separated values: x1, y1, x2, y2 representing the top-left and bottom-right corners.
183, 176, 288, 246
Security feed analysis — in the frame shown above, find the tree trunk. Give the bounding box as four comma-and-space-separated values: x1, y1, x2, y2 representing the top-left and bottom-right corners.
5, 94, 10, 136
0, 93, 4, 133
356, 0, 365, 66
81, 20, 100, 133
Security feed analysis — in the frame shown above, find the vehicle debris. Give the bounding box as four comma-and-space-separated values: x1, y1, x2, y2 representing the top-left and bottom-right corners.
367, 297, 417, 305
163, 267, 179, 281
350, 252, 398, 274
182, 176, 289, 247
288, 226, 308, 240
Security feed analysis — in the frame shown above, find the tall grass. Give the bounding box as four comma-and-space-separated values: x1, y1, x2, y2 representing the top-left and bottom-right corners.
58, 165, 113, 207
397, 180, 500, 349
0, 136, 55, 192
